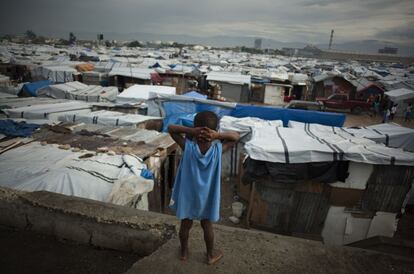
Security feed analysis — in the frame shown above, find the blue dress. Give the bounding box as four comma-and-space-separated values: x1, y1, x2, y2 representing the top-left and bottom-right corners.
170, 138, 222, 222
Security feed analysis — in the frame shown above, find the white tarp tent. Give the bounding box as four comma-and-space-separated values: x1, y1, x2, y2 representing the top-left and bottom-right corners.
206, 72, 251, 85
59, 110, 161, 127
289, 121, 414, 152
245, 123, 414, 166
37, 81, 119, 102
117, 84, 176, 104
0, 142, 154, 209
220, 116, 283, 136
385, 88, 414, 116
31, 66, 78, 83
3, 101, 91, 121
108, 67, 155, 80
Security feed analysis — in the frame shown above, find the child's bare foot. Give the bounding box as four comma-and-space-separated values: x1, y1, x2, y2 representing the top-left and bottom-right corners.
180, 247, 188, 261
207, 249, 223, 265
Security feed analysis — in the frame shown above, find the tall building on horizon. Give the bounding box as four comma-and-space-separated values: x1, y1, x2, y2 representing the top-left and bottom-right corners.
254, 38, 262, 50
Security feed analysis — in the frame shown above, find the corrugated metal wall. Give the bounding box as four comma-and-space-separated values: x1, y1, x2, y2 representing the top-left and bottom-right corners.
362, 165, 414, 213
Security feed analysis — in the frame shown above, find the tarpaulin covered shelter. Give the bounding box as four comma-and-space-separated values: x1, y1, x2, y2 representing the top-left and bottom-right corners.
384, 88, 414, 116
0, 142, 153, 210
206, 72, 251, 102
37, 81, 118, 102
289, 121, 414, 152
19, 80, 53, 97
3, 101, 91, 121
117, 84, 176, 104
59, 110, 161, 128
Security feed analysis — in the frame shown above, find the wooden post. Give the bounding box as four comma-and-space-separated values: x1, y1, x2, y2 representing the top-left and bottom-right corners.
246, 181, 256, 228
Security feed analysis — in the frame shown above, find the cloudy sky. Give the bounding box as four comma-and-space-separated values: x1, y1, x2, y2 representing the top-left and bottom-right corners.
0, 0, 413, 44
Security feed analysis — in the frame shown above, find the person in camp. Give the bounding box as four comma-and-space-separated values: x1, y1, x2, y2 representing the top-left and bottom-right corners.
168, 111, 240, 265
405, 103, 413, 122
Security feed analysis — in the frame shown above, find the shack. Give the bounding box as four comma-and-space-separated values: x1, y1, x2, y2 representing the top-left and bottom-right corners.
233, 120, 414, 245
312, 74, 354, 99
206, 72, 251, 102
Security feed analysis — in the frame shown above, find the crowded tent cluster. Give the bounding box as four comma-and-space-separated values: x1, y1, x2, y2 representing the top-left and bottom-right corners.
0, 41, 414, 247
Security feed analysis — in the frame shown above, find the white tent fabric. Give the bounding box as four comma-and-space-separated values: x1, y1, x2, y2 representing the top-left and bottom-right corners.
117, 84, 176, 103
206, 71, 251, 85
246, 123, 414, 166
289, 121, 414, 152
37, 81, 118, 102
3, 101, 91, 121
31, 66, 78, 83
0, 142, 153, 209
59, 110, 161, 127
108, 67, 154, 79
385, 88, 414, 101
220, 116, 283, 136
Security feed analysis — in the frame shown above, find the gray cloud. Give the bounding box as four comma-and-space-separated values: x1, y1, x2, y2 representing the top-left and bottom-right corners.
0, 0, 412, 45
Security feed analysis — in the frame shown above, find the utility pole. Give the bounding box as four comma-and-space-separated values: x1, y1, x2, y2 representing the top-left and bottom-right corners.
328, 29, 334, 50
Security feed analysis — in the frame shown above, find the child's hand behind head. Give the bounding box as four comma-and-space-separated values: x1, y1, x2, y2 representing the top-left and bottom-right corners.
198, 127, 219, 142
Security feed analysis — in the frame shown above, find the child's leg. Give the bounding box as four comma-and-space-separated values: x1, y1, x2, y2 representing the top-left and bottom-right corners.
179, 219, 193, 260
201, 219, 223, 265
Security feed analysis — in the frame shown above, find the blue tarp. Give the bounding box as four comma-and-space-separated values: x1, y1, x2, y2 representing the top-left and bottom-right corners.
0, 120, 40, 137
161, 101, 233, 131
21, 80, 53, 97
183, 91, 208, 100
161, 100, 345, 132
230, 105, 346, 127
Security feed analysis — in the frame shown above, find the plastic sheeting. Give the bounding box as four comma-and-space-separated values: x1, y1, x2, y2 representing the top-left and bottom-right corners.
245, 124, 414, 166
3, 101, 91, 121
289, 121, 414, 152
59, 110, 161, 127
161, 100, 234, 132
31, 66, 78, 83
117, 85, 176, 103
0, 119, 40, 137
0, 143, 153, 209
220, 116, 283, 136
37, 81, 119, 102
20, 80, 53, 96
230, 105, 346, 127
183, 91, 208, 99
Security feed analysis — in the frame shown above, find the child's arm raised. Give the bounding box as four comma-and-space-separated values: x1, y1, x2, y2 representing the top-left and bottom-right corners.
200, 128, 240, 152
220, 131, 240, 152
168, 125, 203, 150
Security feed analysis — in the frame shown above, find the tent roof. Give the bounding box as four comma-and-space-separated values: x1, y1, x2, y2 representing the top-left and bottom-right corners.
117, 84, 176, 102
206, 72, 251, 85
108, 67, 155, 79
385, 88, 414, 101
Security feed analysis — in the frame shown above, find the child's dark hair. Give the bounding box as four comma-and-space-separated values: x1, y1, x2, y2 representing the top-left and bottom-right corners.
194, 111, 218, 130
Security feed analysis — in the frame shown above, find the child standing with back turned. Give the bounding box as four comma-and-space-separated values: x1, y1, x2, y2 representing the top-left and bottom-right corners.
168, 111, 240, 265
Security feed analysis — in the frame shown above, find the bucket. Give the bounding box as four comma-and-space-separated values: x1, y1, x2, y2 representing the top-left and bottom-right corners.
232, 202, 244, 218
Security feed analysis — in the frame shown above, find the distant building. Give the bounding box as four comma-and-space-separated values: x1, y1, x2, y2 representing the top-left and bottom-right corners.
378, 47, 398, 55
254, 38, 262, 50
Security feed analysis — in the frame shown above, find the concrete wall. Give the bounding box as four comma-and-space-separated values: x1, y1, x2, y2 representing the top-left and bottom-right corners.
0, 187, 177, 256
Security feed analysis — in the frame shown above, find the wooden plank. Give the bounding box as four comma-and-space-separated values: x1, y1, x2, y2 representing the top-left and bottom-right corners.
0, 141, 22, 154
